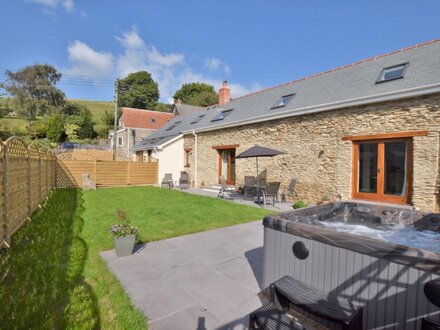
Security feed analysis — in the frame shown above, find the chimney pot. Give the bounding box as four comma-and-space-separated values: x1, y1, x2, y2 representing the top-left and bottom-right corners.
174, 98, 182, 104
219, 80, 230, 106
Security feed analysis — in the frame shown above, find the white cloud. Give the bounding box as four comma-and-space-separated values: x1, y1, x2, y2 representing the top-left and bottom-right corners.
30, 0, 74, 12
63, 27, 260, 102
65, 41, 114, 77
204, 57, 231, 74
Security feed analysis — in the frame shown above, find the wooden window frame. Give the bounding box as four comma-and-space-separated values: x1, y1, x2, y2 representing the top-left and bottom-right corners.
184, 148, 191, 168
217, 148, 236, 185
212, 144, 239, 150
342, 130, 428, 141
352, 138, 413, 204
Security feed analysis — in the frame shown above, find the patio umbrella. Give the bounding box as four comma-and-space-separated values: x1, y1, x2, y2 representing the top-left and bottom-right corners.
235, 145, 286, 185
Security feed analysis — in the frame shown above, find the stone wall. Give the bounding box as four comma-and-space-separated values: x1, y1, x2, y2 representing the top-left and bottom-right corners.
184, 93, 440, 212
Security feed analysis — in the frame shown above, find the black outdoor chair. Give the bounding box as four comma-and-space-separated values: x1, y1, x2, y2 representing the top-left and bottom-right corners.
161, 173, 173, 189
287, 177, 298, 198
262, 182, 281, 205
179, 171, 190, 189
243, 176, 257, 199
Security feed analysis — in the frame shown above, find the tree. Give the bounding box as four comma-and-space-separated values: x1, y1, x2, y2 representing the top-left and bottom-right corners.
118, 71, 159, 109
173, 82, 218, 107
62, 102, 96, 139
0, 64, 65, 128
46, 113, 65, 142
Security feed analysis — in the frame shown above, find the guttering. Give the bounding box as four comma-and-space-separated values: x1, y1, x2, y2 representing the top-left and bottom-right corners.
192, 130, 198, 188
130, 134, 183, 152
182, 83, 440, 134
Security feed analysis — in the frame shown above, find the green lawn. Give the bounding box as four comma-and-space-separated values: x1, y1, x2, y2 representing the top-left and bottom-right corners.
0, 187, 270, 329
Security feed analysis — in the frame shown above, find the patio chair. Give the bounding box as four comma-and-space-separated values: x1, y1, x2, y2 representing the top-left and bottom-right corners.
217, 176, 235, 198
179, 171, 190, 189
243, 176, 257, 199
161, 173, 173, 189
287, 177, 298, 197
262, 182, 281, 205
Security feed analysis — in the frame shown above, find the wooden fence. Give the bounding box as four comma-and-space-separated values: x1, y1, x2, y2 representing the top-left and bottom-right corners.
0, 137, 56, 248
56, 159, 158, 188
0, 137, 158, 248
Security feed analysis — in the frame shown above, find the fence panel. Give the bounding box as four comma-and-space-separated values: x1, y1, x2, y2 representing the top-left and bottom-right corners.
5, 137, 30, 239
56, 160, 95, 188
0, 140, 5, 246
56, 159, 159, 187
28, 144, 41, 213
129, 162, 158, 185
39, 148, 48, 202
96, 161, 128, 186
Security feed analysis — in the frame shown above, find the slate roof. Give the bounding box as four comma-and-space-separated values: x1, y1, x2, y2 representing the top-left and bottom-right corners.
173, 103, 205, 116
134, 39, 440, 151
121, 107, 174, 129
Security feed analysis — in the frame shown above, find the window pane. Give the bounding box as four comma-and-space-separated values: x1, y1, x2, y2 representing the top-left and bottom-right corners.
383, 67, 404, 80
358, 143, 378, 193
384, 141, 407, 196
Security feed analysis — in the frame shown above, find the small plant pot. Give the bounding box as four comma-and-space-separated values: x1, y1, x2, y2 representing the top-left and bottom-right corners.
114, 234, 136, 257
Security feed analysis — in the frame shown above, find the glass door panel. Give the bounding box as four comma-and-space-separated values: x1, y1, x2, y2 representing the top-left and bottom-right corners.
358, 143, 378, 193
384, 141, 407, 196
221, 151, 228, 178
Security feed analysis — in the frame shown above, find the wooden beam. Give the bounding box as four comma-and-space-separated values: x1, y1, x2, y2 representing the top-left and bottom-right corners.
212, 144, 239, 150
342, 130, 428, 141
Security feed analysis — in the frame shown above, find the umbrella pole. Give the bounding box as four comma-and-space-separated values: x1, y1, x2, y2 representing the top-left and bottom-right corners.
256, 157, 259, 186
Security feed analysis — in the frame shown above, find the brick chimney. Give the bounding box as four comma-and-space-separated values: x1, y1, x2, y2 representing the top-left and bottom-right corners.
218, 80, 230, 107
174, 98, 182, 104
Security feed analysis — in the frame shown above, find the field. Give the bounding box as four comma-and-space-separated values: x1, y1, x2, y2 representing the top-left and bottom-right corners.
0, 98, 114, 140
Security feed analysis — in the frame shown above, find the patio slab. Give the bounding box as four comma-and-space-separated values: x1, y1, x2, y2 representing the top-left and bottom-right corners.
173, 187, 294, 212
100, 221, 266, 329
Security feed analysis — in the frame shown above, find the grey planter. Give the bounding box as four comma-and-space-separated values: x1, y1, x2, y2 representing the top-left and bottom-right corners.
114, 234, 136, 257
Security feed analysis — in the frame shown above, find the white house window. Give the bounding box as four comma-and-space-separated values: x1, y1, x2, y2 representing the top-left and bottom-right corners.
376, 63, 408, 83
118, 137, 123, 146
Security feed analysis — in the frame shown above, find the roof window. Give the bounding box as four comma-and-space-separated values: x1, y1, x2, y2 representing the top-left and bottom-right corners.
271, 94, 295, 109
191, 114, 205, 124
211, 109, 233, 122
165, 120, 182, 131
376, 63, 407, 83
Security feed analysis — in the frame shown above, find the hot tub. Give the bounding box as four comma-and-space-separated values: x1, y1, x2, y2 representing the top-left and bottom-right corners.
262, 202, 440, 329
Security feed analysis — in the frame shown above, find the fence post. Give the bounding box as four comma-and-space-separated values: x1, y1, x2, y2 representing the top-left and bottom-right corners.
27, 147, 32, 217
127, 160, 131, 185
94, 160, 97, 182
3, 143, 10, 247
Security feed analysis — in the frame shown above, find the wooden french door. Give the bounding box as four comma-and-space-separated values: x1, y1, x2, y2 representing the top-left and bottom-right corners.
352, 138, 411, 204
218, 149, 236, 185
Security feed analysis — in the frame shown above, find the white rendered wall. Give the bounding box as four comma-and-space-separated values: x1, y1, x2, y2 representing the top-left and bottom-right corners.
154, 137, 184, 185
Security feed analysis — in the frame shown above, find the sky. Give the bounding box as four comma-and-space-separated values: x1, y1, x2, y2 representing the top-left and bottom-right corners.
1, 1, 440, 103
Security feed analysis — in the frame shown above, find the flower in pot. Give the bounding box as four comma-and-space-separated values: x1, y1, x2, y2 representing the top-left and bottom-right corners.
109, 209, 138, 257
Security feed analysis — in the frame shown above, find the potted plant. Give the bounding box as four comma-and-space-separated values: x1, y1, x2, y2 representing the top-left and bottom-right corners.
109, 209, 138, 257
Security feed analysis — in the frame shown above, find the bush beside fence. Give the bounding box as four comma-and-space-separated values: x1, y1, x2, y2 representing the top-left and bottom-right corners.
0, 137, 56, 248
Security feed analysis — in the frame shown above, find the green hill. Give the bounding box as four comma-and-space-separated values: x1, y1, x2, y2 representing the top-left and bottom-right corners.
0, 98, 115, 142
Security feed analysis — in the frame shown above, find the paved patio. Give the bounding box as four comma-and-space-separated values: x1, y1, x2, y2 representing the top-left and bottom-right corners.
173, 187, 294, 213
100, 221, 265, 329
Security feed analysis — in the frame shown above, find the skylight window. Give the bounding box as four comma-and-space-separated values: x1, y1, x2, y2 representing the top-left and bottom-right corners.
376, 63, 407, 83
165, 120, 182, 131
211, 109, 233, 122
190, 114, 205, 124
271, 94, 295, 109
